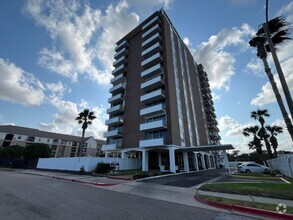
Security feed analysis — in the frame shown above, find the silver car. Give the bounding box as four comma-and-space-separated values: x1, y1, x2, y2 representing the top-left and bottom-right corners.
238, 162, 271, 174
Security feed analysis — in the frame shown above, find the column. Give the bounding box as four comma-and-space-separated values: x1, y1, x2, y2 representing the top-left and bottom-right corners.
222, 150, 231, 175
183, 152, 189, 172
194, 153, 199, 171
158, 152, 163, 170
105, 152, 109, 158
142, 150, 149, 172
169, 147, 176, 173
121, 152, 127, 158
201, 154, 206, 169
208, 155, 212, 169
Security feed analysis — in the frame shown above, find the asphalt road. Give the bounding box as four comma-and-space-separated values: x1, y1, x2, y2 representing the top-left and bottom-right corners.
0, 170, 258, 220
141, 168, 226, 187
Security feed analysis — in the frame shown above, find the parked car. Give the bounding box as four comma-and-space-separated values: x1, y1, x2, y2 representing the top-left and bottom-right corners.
238, 162, 271, 174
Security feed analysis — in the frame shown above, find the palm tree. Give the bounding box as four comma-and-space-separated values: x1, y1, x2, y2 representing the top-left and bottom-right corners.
243, 126, 264, 163
266, 125, 283, 158
249, 29, 293, 142
265, 0, 293, 127
250, 109, 273, 159
76, 109, 97, 157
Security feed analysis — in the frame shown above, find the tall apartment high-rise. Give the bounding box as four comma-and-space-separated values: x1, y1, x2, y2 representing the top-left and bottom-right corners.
102, 10, 233, 173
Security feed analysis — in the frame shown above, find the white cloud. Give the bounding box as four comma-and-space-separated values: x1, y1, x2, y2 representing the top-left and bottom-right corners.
218, 115, 253, 136
24, 0, 140, 85
46, 81, 69, 98
0, 58, 45, 106
246, 58, 264, 75
192, 24, 254, 91
183, 37, 190, 46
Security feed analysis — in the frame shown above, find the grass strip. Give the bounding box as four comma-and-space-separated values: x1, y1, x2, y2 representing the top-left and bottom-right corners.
199, 182, 293, 200
232, 173, 280, 181
198, 195, 293, 214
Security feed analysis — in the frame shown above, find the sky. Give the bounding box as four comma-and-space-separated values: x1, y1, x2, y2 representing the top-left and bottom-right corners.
0, 0, 293, 154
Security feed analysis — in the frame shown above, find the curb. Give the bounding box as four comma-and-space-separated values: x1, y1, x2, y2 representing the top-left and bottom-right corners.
107, 176, 133, 181
20, 172, 117, 187
195, 195, 293, 220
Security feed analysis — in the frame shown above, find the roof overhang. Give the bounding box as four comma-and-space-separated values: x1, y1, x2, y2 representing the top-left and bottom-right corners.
175, 144, 234, 152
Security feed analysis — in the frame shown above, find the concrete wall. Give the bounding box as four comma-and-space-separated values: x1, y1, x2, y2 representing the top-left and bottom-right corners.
267, 155, 293, 178
37, 157, 142, 172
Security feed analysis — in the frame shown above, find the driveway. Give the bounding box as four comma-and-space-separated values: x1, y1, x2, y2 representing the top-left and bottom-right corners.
140, 168, 226, 188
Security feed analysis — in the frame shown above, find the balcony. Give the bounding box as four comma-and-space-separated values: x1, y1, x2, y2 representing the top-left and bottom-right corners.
141, 63, 163, 78
140, 89, 165, 103
142, 24, 161, 39
142, 33, 161, 49
141, 53, 163, 68
113, 56, 127, 67
107, 104, 124, 114
140, 103, 165, 116
103, 128, 123, 138
115, 40, 128, 52
102, 143, 121, 151
112, 64, 127, 76
142, 16, 160, 30
142, 42, 162, 58
139, 137, 165, 148
114, 47, 128, 60
111, 73, 125, 85
141, 75, 164, 91
140, 119, 166, 131
105, 116, 124, 126
108, 93, 124, 104
109, 82, 126, 94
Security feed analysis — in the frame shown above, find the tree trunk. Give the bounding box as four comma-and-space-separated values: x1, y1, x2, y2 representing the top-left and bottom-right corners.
263, 138, 273, 159
261, 56, 293, 141
264, 1, 293, 126
79, 129, 85, 157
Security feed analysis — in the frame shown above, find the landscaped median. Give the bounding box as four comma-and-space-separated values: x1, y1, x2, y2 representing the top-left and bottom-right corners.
196, 173, 293, 218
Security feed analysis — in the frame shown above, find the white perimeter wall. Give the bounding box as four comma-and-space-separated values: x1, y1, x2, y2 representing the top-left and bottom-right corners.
37, 157, 142, 172
267, 155, 293, 178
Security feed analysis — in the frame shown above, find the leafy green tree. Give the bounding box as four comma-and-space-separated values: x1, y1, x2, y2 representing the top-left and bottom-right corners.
76, 109, 97, 157
5, 145, 24, 159
23, 143, 51, 160
249, 16, 293, 141
243, 126, 264, 163
266, 125, 283, 157
250, 109, 273, 159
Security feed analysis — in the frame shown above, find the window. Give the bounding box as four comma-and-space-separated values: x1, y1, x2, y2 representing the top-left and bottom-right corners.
18, 136, 21, 139
27, 136, 35, 142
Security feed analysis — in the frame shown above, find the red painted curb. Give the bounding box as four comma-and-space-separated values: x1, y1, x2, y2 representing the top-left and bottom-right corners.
107, 176, 133, 181
195, 195, 293, 220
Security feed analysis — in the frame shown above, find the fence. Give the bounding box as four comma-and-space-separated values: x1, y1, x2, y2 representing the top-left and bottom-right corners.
37, 157, 142, 172
267, 155, 293, 178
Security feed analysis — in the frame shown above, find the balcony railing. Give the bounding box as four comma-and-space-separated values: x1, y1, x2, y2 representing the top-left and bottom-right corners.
105, 116, 124, 126
142, 16, 160, 30
141, 42, 162, 58
109, 82, 126, 94
142, 24, 161, 39
141, 75, 164, 91
141, 63, 163, 78
108, 93, 124, 104
111, 73, 125, 85
112, 64, 127, 76
140, 103, 166, 116
114, 47, 128, 60
103, 127, 123, 138
141, 53, 163, 68
139, 137, 165, 148
140, 119, 166, 131
142, 33, 161, 49
113, 55, 127, 67
102, 143, 122, 151
115, 40, 128, 52
107, 104, 124, 114
140, 89, 165, 103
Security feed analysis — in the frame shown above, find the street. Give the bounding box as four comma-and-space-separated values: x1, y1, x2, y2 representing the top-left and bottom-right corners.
0, 170, 257, 220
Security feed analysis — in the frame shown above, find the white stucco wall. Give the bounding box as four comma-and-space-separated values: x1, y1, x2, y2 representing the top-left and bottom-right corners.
37, 157, 142, 172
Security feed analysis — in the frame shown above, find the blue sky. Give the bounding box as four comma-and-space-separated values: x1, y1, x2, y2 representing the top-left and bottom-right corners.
0, 0, 292, 153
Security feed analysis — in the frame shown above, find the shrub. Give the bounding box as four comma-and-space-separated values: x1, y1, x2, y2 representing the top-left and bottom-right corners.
94, 162, 110, 173
79, 166, 85, 175
133, 172, 149, 180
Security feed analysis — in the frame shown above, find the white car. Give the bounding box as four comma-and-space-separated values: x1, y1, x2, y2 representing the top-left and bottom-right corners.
238, 162, 271, 174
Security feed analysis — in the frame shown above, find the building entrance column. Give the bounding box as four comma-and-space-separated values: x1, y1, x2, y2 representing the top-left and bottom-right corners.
169, 147, 176, 173
208, 155, 212, 169
142, 150, 149, 172
194, 153, 199, 170
183, 152, 189, 172
222, 150, 231, 175
201, 154, 206, 169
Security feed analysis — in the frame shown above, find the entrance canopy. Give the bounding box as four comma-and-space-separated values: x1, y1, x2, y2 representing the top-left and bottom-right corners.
175, 144, 234, 152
